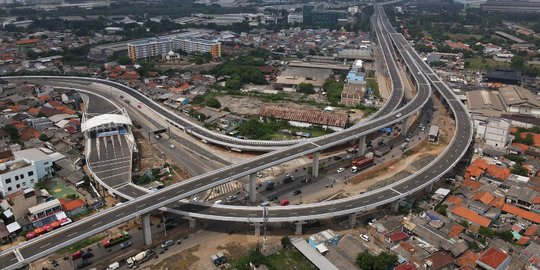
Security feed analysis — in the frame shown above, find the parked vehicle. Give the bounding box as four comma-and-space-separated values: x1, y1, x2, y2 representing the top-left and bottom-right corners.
360, 234, 370, 242
280, 200, 290, 206
70, 250, 83, 260
292, 190, 302, 196
81, 252, 93, 260
351, 157, 374, 171
336, 167, 345, 173
259, 201, 271, 207
101, 230, 131, 248
374, 146, 392, 157
120, 241, 132, 249
106, 262, 120, 270
161, 240, 174, 249
77, 260, 92, 269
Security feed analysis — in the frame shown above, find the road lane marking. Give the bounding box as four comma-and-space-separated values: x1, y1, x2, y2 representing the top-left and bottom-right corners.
67, 232, 78, 238
116, 213, 124, 218
92, 222, 102, 227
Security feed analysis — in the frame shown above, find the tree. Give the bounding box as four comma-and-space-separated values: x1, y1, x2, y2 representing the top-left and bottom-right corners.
225, 79, 242, 91
237, 119, 270, 140
206, 97, 221, 109
511, 164, 529, 176
436, 204, 448, 216
39, 134, 49, 141
298, 83, 315, 94
2, 124, 20, 142
116, 55, 132, 65
356, 251, 397, 270
281, 236, 292, 249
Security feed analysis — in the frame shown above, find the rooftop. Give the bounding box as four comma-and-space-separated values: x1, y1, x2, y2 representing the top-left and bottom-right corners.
477, 248, 509, 269
449, 205, 492, 227
259, 105, 348, 128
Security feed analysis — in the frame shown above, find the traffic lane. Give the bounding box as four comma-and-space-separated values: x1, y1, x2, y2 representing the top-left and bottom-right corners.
84, 91, 118, 114
0, 252, 18, 269
116, 185, 148, 198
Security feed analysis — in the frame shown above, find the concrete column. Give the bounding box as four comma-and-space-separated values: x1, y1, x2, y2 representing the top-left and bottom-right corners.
312, 152, 320, 178
425, 182, 434, 193
391, 200, 400, 213
357, 136, 366, 156
295, 221, 307, 235
183, 217, 197, 229
249, 174, 257, 203
252, 223, 262, 236
142, 214, 152, 246
349, 213, 358, 228
401, 116, 410, 135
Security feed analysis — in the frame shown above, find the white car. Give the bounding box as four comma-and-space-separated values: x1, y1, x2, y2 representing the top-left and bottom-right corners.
396, 113, 402, 118
337, 167, 345, 173
256, 172, 263, 178
169, 144, 175, 149
191, 196, 200, 201
360, 234, 370, 242
226, 195, 236, 201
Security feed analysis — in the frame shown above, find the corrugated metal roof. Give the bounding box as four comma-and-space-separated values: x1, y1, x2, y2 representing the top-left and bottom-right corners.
291, 238, 339, 270
259, 105, 348, 128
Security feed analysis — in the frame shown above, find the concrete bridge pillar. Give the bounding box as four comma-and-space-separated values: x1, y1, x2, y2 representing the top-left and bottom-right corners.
295, 221, 307, 235
252, 223, 262, 236
391, 200, 401, 213
401, 116, 410, 135
142, 214, 152, 246
312, 152, 320, 178
425, 182, 434, 193
249, 174, 257, 204
349, 213, 358, 228
358, 136, 366, 156
183, 217, 197, 229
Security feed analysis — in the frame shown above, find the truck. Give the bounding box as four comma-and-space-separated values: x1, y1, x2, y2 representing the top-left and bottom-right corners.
374, 145, 392, 157
101, 230, 131, 248
126, 249, 154, 267
351, 157, 374, 171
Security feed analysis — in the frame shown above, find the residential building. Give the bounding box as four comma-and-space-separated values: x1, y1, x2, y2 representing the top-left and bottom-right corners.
423, 252, 454, 270
174, 38, 221, 59
287, 14, 303, 24
59, 198, 87, 217
0, 159, 37, 196
303, 6, 347, 26
28, 199, 63, 228
13, 148, 53, 180
476, 247, 511, 270
259, 105, 349, 131
128, 38, 173, 61
6, 188, 37, 222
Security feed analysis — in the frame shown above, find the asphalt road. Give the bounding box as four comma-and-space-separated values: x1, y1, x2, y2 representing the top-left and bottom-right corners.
0, 4, 472, 268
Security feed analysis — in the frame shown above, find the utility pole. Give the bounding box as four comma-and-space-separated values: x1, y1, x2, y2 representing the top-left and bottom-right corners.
263, 206, 269, 256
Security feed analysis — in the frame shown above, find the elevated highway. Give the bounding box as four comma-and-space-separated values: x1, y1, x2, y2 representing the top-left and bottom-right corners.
0, 3, 472, 269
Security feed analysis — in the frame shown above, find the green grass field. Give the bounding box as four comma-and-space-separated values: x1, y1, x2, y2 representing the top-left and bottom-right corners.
466, 57, 510, 70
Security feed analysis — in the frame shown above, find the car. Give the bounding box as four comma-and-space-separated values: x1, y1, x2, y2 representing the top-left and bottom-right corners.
191, 196, 200, 201
292, 190, 302, 196
260, 201, 271, 207
106, 262, 120, 270
71, 250, 83, 259
169, 144, 175, 149
368, 218, 377, 226
395, 113, 402, 118
155, 134, 161, 140
360, 234, 370, 242
226, 195, 236, 201
161, 240, 174, 249
81, 252, 94, 260
77, 260, 92, 269
256, 172, 263, 178
333, 156, 342, 161
120, 241, 132, 249
267, 194, 278, 202
421, 126, 425, 131
280, 200, 290, 206
346, 154, 353, 159
419, 123, 424, 129
337, 167, 345, 173
214, 200, 223, 204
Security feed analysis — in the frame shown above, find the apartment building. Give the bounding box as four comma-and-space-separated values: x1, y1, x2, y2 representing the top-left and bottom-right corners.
174, 38, 221, 59
128, 37, 221, 61
0, 159, 38, 196
128, 38, 174, 61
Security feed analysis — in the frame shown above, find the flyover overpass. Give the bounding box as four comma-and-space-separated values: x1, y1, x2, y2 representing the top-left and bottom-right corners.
0, 3, 472, 269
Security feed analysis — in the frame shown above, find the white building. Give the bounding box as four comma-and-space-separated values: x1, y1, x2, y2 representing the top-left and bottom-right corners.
475, 118, 511, 150
287, 14, 303, 24
498, 85, 540, 116
13, 148, 53, 181
0, 159, 38, 196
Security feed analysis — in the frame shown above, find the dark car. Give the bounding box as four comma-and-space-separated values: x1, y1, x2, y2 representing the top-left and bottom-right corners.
267, 194, 278, 202
333, 156, 342, 161
77, 260, 92, 269
81, 252, 93, 260
292, 190, 302, 196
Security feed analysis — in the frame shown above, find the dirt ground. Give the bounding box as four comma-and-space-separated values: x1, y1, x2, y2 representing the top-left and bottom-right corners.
215, 95, 366, 124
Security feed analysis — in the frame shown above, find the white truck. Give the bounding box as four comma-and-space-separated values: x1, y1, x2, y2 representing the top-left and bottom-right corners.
127, 249, 154, 268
